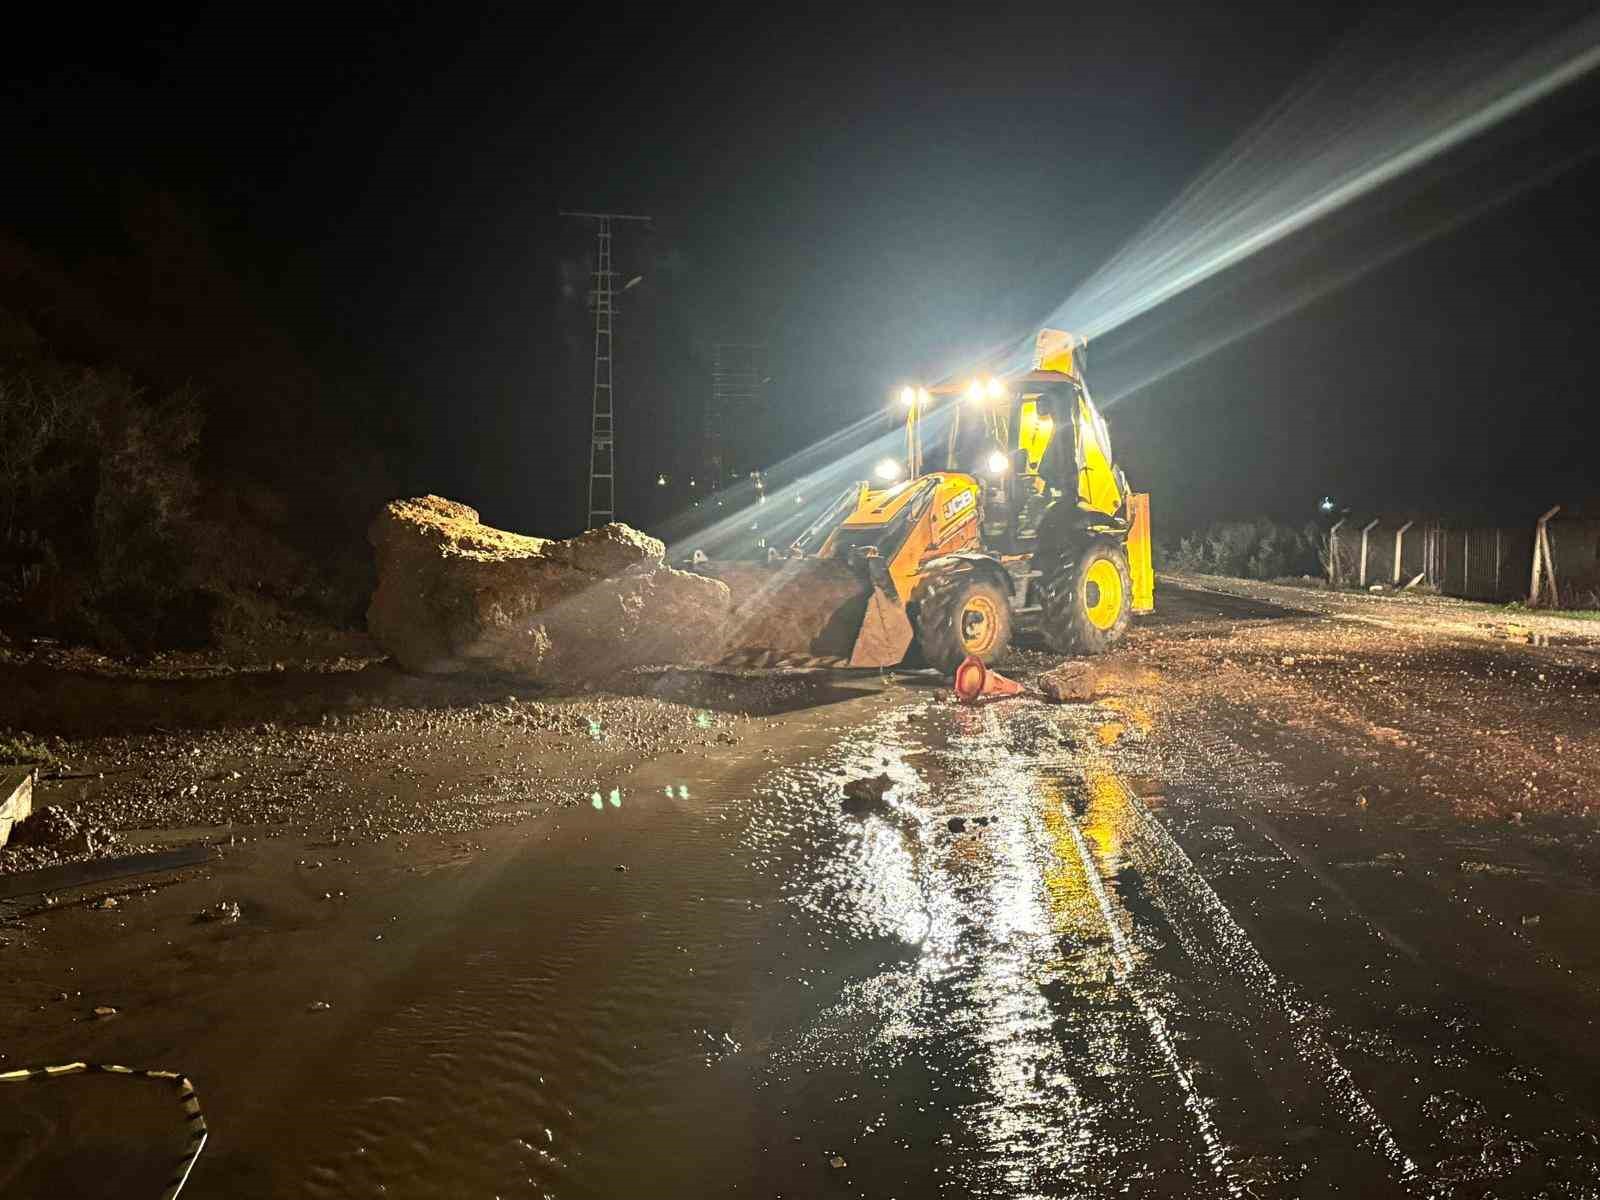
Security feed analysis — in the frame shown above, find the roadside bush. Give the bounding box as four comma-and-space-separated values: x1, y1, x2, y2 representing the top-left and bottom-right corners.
0, 731, 60, 768
0, 364, 90, 540
2, 198, 398, 656
0, 360, 202, 648
1161, 519, 1324, 581
90, 377, 202, 595
1164, 533, 1206, 572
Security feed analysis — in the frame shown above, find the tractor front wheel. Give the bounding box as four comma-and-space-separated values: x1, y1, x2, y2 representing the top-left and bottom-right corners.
1043, 540, 1132, 655
915, 575, 1013, 674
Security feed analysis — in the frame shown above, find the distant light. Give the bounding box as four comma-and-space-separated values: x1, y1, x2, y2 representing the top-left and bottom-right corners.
656, 473, 668, 486
918, 387, 930, 406
899, 385, 917, 408
795, 494, 804, 504
874, 458, 903, 482
965, 379, 986, 405
1319, 496, 1336, 512
689, 477, 697, 488
986, 451, 1010, 475
986, 377, 1006, 400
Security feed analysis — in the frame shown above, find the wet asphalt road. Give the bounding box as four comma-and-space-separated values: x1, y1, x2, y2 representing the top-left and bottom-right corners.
7, 661, 1600, 1198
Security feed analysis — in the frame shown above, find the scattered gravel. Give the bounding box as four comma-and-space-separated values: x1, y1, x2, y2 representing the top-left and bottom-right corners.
2, 692, 737, 875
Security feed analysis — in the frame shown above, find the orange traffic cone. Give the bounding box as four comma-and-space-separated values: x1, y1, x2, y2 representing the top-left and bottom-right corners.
953, 655, 1026, 704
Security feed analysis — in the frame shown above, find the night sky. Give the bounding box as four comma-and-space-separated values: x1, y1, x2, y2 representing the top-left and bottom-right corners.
7, 1, 1599, 540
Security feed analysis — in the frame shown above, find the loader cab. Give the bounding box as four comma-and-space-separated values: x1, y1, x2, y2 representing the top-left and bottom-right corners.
983, 399, 1060, 553
931, 375, 1079, 554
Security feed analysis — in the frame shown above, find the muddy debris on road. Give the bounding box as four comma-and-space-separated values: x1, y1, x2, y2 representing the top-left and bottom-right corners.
840, 772, 895, 814
196, 899, 241, 923
1, 687, 743, 878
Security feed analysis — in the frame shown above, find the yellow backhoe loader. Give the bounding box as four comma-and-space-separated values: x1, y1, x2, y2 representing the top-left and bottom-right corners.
702, 329, 1153, 671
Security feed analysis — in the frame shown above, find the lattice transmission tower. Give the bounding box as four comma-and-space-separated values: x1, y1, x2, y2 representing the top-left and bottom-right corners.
560, 210, 650, 528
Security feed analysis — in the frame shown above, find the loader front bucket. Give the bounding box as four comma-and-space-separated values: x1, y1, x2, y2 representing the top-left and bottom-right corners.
847, 585, 915, 668
694, 559, 906, 668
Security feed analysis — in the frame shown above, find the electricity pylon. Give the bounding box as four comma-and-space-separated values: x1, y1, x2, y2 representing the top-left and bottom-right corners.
560, 210, 650, 528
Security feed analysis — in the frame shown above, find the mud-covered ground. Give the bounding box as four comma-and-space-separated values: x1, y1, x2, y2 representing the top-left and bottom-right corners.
0, 654, 862, 877
1132, 573, 1600, 823
3, 576, 1599, 1198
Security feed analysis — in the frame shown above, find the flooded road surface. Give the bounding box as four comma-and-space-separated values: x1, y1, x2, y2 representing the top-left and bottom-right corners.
8, 669, 1600, 1198
187, 692, 1600, 1195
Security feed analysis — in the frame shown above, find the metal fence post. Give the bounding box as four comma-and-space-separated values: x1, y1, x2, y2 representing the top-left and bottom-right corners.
1329, 519, 1345, 587
1531, 505, 1562, 608
1359, 518, 1379, 588
1393, 520, 1413, 584
1463, 528, 1471, 597
1494, 528, 1502, 599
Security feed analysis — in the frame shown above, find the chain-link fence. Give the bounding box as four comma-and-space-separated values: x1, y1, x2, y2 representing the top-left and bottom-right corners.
1328, 509, 1599, 607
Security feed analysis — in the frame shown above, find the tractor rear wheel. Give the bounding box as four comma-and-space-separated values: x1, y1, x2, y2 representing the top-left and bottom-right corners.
1043, 540, 1132, 655
915, 575, 1013, 674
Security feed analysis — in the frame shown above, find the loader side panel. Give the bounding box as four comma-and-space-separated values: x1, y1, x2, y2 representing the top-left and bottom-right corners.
1127, 492, 1154, 613
1077, 394, 1123, 516
884, 475, 979, 603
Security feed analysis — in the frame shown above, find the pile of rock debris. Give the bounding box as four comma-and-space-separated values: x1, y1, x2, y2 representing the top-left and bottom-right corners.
367, 496, 731, 685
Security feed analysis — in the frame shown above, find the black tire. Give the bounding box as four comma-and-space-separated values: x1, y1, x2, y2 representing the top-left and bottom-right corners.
1042, 540, 1132, 655
915, 574, 1013, 674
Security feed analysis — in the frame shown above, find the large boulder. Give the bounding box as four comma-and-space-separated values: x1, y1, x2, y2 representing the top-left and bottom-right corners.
367, 496, 731, 682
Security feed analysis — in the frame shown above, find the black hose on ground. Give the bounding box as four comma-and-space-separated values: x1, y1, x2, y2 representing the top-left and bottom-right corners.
0, 1060, 207, 1198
